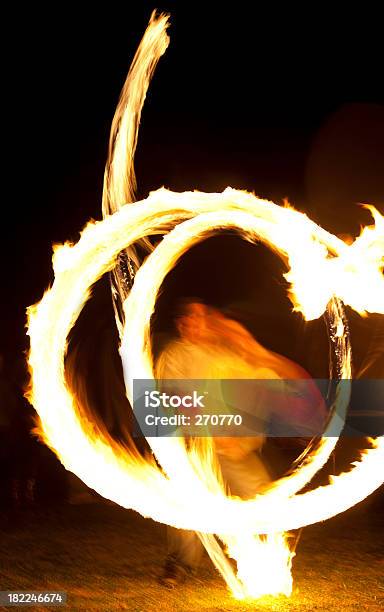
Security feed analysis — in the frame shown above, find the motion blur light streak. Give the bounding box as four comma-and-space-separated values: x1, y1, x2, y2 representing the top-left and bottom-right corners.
102, 11, 171, 333
26, 11, 384, 601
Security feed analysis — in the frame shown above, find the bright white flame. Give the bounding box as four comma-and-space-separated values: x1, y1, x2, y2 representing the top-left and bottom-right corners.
26, 190, 384, 595
225, 533, 295, 599
26, 10, 384, 601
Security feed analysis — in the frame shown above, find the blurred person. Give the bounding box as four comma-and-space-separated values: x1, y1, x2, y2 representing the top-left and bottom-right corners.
155, 301, 327, 587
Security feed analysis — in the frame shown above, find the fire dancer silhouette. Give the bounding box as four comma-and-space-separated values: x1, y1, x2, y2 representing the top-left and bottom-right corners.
155, 301, 327, 587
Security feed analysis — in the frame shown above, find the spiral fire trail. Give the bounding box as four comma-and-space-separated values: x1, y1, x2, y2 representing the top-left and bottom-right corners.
26, 11, 384, 601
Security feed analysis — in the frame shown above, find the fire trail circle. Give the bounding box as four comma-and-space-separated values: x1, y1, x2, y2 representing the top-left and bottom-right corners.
27, 187, 384, 536
26, 10, 384, 600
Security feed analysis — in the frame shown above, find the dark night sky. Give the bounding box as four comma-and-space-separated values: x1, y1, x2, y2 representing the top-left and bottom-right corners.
2, 4, 384, 360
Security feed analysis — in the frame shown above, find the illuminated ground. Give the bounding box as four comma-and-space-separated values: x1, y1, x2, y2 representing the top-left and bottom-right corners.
1, 496, 383, 611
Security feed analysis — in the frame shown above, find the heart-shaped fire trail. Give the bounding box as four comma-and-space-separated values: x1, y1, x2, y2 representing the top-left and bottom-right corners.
26, 12, 384, 601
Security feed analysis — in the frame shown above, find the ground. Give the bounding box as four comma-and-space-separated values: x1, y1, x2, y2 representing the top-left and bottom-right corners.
0, 498, 383, 612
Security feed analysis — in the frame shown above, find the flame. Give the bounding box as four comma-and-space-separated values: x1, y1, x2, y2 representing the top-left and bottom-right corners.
225, 533, 295, 599
102, 11, 170, 334
26, 11, 384, 601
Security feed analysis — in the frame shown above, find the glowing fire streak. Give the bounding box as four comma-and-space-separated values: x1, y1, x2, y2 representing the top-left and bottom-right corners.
102, 11, 170, 333
102, 12, 383, 596
27, 191, 384, 591
26, 11, 384, 601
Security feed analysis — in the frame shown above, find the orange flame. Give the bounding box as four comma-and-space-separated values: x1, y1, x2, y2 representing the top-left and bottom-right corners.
26, 11, 384, 601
